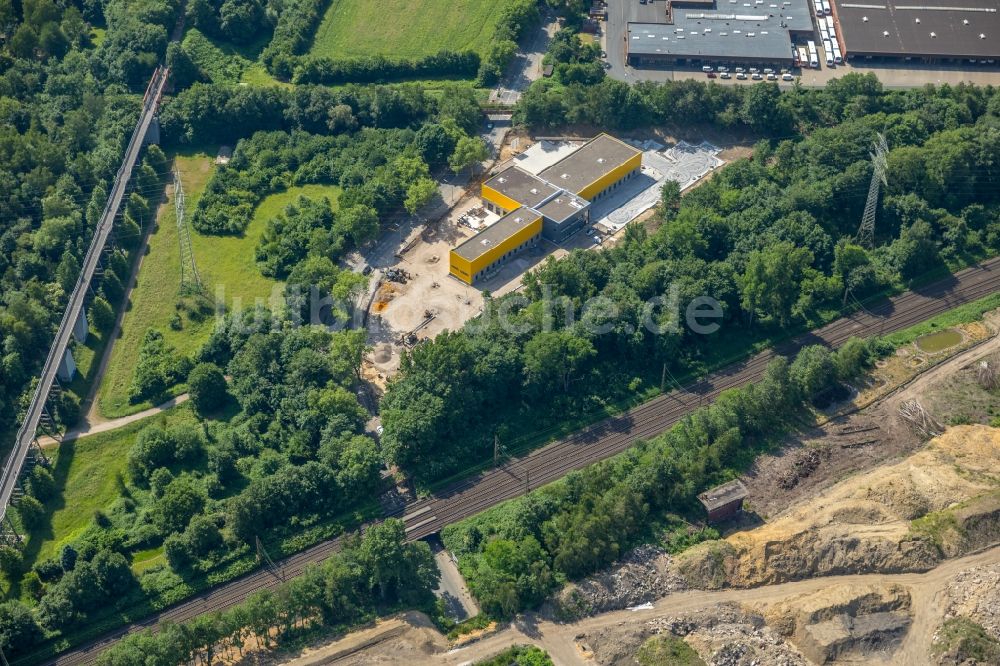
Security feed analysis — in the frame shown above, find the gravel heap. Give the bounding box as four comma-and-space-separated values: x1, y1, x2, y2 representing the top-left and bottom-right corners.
941, 563, 1000, 640
552, 545, 687, 618
648, 604, 808, 666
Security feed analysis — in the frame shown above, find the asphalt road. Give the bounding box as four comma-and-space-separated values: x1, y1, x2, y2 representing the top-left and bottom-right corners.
429, 538, 480, 622
41, 256, 1000, 666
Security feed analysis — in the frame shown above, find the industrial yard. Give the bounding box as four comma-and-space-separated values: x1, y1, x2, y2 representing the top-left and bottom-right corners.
604, 0, 1000, 84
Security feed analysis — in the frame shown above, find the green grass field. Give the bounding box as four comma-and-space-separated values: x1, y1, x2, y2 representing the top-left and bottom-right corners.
310, 0, 511, 60
21, 408, 198, 572
181, 29, 290, 87
97, 150, 341, 418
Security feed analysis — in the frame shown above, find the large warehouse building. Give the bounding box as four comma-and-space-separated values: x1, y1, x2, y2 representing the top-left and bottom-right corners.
450, 134, 642, 285
627, 0, 814, 68
833, 0, 1000, 63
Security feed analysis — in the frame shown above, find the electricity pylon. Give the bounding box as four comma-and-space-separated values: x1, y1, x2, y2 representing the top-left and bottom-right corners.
174, 166, 201, 292
855, 133, 889, 249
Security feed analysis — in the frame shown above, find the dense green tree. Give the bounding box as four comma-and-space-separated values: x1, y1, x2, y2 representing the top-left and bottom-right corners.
659, 179, 681, 217
128, 425, 176, 483
27, 465, 56, 501
404, 177, 438, 215
129, 329, 191, 403
739, 242, 816, 327
187, 362, 228, 415
449, 135, 490, 176
21, 571, 44, 600
891, 220, 941, 278
0, 600, 43, 657
256, 196, 339, 278
466, 536, 554, 617
523, 330, 596, 394
0, 545, 22, 578
833, 337, 872, 382
56, 249, 81, 293
153, 475, 207, 534
100, 517, 439, 664
185, 515, 223, 556
60, 544, 78, 572
89, 296, 116, 333
789, 344, 836, 402
436, 85, 483, 134
15, 495, 45, 530
335, 205, 379, 248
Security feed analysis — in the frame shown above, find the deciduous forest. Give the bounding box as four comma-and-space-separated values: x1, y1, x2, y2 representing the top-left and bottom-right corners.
2, 0, 999, 660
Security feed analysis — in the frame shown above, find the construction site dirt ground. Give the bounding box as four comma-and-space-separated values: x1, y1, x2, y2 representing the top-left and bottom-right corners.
257, 546, 1000, 666
363, 197, 521, 380
743, 311, 1000, 521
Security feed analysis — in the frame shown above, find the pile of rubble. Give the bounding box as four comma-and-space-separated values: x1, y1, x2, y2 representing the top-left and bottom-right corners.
776, 447, 830, 490
647, 604, 808, 666
941, 563, 1000, 641
550, 545, 687, 619
385, 267, 411, 284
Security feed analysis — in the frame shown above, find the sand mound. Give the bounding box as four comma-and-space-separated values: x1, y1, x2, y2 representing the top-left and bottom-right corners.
680, 426, 1000, 588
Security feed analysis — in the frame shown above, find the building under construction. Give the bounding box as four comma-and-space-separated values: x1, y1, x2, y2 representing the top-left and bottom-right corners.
450, 134, 642, 285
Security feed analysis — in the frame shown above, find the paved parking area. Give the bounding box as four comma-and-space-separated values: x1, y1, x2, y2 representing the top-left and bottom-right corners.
593, 140, 725, 232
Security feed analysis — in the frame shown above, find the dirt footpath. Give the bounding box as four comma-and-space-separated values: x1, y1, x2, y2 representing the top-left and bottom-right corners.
274, 612, 448, 666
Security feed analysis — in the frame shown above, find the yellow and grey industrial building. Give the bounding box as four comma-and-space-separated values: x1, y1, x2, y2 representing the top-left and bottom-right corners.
450, 134, 642, 285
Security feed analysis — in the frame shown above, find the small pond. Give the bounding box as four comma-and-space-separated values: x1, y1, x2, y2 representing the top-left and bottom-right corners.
915, 329, 963, 353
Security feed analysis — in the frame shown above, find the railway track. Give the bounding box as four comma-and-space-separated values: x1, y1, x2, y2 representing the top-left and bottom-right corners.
42, 256, 1000, 666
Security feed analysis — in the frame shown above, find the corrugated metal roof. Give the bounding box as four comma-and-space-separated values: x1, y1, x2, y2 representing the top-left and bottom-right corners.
628, 0, 812, 59
835, 0, 1000, 58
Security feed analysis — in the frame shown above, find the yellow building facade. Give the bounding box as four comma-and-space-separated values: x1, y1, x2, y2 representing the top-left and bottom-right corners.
576, 151, 643, 201
452, 134, 642, 285
480, 184, 523, 215
449, 209, 543, 285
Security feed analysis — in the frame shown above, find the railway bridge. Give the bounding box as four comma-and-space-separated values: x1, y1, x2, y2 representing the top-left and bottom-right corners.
0, 66, 170, 545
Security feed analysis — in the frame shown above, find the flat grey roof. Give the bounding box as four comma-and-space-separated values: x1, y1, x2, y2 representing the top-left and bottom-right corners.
452, 207, 542, 262
627, 0, 811, 60
539, 134, 642, 197
537, 191, 590, 223
835, 0, 1000, 58
698, 479, 748, 510
483, 167, 560, 209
